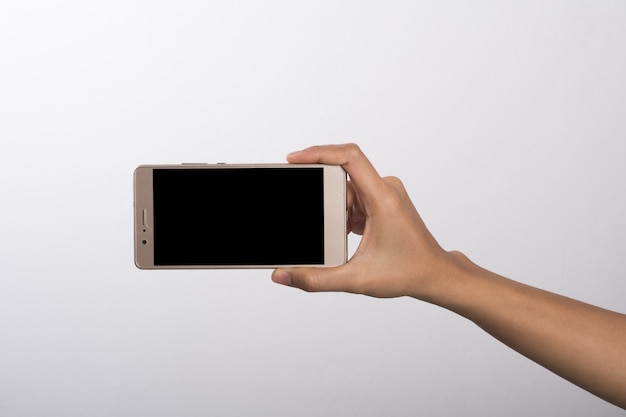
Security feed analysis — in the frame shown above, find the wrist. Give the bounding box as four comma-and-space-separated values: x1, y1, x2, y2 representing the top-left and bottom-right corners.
412, 250, 478, 308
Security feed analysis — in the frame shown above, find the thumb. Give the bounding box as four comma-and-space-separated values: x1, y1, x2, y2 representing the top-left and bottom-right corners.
271, 266, 352, 293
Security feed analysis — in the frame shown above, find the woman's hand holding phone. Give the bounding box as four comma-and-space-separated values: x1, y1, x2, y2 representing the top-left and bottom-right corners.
272, 143, 626, 409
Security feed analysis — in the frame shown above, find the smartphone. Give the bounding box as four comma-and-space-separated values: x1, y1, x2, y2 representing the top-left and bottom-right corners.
134, 164, 347, 269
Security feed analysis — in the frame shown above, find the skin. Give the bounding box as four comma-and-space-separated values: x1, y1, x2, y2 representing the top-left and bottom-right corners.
271, 143, 626, 409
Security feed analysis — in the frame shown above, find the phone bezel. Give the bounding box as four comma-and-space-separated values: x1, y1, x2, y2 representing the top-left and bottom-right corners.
134, 163, 347, 269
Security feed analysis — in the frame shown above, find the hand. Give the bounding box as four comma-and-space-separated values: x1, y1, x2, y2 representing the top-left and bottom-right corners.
271, 143, 456, 299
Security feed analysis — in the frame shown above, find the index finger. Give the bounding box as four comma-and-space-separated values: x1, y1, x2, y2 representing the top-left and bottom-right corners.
287, 143, 385, 207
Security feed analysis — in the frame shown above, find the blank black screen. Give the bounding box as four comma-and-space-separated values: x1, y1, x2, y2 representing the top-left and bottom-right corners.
153, 168, 324, 266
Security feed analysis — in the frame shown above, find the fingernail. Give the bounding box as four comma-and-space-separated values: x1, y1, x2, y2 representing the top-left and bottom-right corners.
272, 270, 292, 286
287, 150, 303, 158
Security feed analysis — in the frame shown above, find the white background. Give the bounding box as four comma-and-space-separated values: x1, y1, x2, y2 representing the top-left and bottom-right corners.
1, 1, 625, 416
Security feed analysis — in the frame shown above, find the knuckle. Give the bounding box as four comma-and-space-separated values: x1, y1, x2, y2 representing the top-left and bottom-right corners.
381, 176, 407, 209
383, 175, 404, 189
343, 143, 363, 158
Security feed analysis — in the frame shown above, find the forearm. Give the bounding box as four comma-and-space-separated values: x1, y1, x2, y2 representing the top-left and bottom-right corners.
423, 251, 626, 409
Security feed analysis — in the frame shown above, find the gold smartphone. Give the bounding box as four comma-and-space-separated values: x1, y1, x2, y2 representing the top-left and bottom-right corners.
134, 164, 347, 269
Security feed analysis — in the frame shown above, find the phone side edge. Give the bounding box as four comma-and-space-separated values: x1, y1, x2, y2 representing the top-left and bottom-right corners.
323, 165, 348, 266
133, 166, 155, 269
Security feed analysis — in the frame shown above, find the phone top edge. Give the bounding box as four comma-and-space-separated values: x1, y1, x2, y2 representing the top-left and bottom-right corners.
134, 163, 345, 170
